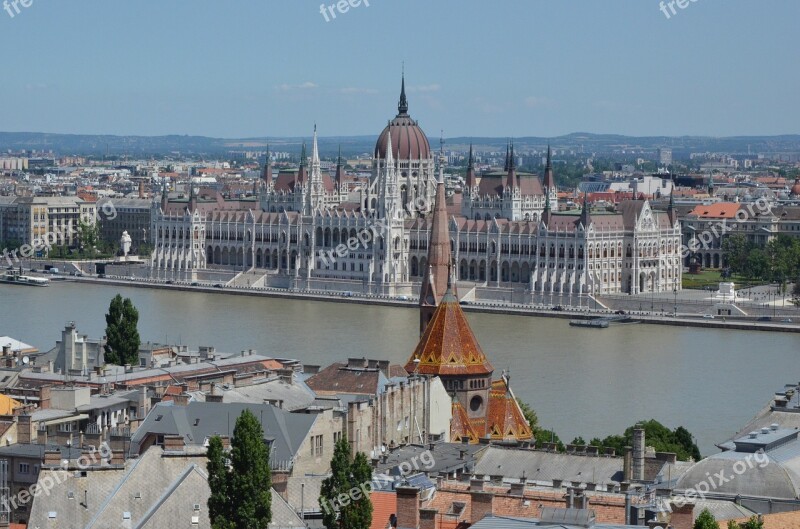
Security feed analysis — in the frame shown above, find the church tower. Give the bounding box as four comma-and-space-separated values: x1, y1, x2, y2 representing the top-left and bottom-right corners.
419, 154, 452, 335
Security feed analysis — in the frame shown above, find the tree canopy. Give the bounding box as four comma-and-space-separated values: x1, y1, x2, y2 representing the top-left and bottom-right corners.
320, 436, 373, 529
206, 410, 272, 529
104, 294, 141, 366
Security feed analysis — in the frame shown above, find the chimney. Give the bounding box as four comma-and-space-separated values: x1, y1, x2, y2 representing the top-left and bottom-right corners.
17, 415, 33, 444
632, 425, 645, 481
138, 181, 145, 199
469, 478, 483, 492
396, 486, 420, 529
470, 491, 495, 525
219, 436, 231, 450
1, 345, 9, 356
111, 450, 126, 465
278, 369, 294, 385
509, 479, 525, 496
163, 435, 185, 452
44, 450, 62, 467
623, 446, 632, 481
669, 500, 695, 529
420, 508, 438, 529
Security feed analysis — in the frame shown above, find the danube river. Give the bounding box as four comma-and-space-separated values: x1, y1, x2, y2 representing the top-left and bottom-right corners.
3, 281, 799, 455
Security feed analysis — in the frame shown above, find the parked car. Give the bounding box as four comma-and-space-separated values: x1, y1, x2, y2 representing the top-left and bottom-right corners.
615, 310, 626, 315
702, 314, 715, 319
782, 318, 793, 323
551, 305, 564, 311
757, 316, 772, 322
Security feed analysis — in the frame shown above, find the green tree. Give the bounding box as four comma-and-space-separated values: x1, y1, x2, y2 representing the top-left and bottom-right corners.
229, 409, 272, 529
571, 437, 586, 446
321, 436, 353, 529
534, 429, 565, 452
104, 294, 141, 365
721, 233, 750, 273
77, 220, 100, 257
694, 508, 720, 529
340, 452, 373, 529
206, 411, 272, 529
516, 398, 539, 433
319, 437, 374, 529
727, 517, 764, 529
207, 436, 234, 529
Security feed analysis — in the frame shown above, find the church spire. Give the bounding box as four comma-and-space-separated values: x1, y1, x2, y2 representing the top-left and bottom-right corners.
542, 186, 552, 226
580, 192, 591, 227
465, 143, 477, 189
419, 162, 452, 336
506, 141, 517, 189
398, 68, 409, 116
335, 145, 344, 189
296, 142, 308, 185
543, 145, 555, 191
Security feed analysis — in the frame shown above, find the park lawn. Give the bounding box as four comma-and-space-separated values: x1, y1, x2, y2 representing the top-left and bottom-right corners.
682, 269, 770, 290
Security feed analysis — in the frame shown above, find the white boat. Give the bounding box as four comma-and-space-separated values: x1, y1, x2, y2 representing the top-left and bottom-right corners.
0, 270, 50, 287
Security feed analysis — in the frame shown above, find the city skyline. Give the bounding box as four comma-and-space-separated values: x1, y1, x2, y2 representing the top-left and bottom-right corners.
0, 0, 798, 138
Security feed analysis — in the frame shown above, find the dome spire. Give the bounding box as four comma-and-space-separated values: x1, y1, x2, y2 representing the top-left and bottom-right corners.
398, 66, 409, 116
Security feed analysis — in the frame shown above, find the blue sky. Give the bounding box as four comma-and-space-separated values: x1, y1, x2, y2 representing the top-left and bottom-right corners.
0, 0, 797, 138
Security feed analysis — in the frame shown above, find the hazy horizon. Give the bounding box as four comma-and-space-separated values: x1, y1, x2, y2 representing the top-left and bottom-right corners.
1, 1, 798, 138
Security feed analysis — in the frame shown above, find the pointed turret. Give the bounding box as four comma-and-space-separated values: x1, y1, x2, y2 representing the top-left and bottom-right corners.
506, 141, 517, 189
543, 145, 555, 191
419, 168, 452, 335
667, 190, 677, 225
465, 143, 477, 190
504, 143, 510, 172
398, 70, 409, 116
296, 142, 308, 185
541, 187, 552, 226
580, 193, 591, 228
335, 145, 344, 190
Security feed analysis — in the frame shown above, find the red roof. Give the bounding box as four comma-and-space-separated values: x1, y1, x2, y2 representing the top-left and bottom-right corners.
405, 290, 493, 377
369, 491, 397, 529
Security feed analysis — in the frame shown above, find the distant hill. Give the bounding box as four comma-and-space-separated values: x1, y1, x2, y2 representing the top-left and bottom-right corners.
1, 131, 799, 158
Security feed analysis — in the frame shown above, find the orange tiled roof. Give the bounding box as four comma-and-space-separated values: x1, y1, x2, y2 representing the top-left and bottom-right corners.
405, 290, 493, 377
486, 378, 533, 441
369, 491, 397, 529
451, 399, 480, 444
687, 202, 741, 219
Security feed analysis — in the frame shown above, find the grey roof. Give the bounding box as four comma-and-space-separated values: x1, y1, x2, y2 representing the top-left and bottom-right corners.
189, 376, 315, 411
474, 446, 624, 486
0, 442, 82, 460
26, 446, 303, 529
469, 513, 647, 529
675, 450, 798, 499
130, 401, 318, 470
375, 442, 486, 476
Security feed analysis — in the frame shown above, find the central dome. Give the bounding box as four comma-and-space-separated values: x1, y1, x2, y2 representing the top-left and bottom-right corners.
374, 76, 431, 161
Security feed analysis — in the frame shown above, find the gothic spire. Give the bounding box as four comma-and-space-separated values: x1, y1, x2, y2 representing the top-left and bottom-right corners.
262, 144, 273, 185
506, 141, 517, 189
335, 145, 344, 188
419, 166, 452, 335
398, 69, 409, 115
580, 192, 591, 227
543, 145, 555, 191
465, 143, 477, 189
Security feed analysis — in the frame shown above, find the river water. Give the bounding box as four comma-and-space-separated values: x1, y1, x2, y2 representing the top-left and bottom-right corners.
2, 281, 798, 455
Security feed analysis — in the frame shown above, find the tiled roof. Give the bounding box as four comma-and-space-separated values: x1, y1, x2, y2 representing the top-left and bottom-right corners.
451, 400, 480, 444
486, 379, 533, 442
405, 290, 493, 377
370, 491, 397, 529
305, 362, 383, 395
